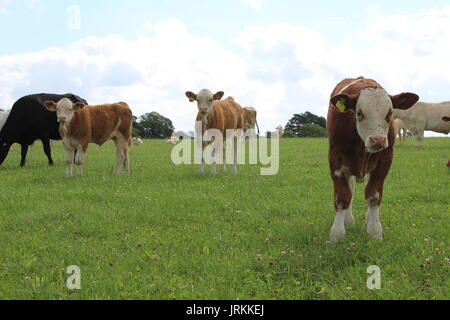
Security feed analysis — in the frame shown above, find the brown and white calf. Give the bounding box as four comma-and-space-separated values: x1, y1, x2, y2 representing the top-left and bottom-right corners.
44, 98, 132, 177
242, 107, 259, 135
327, 77, 419, 241
185, 89, 244, 175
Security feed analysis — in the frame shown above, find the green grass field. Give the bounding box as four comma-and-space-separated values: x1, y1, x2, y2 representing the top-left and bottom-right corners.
0, 137, 448, 300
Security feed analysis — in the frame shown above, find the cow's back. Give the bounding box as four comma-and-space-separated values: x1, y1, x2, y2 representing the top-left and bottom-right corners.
208, 97, 244, 133
70, 103, 132, 145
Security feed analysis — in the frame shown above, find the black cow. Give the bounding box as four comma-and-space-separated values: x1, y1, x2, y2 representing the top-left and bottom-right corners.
0, 93, 88, 167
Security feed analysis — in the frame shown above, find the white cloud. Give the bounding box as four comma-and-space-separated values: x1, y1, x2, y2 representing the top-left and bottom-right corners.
1, 8, 450, 137
0, 0, 11, 14
0, 19, 285, 132
240, 0, 263, 9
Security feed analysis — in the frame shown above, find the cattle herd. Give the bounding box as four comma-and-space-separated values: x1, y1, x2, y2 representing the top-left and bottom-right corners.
0, 76, 449, 241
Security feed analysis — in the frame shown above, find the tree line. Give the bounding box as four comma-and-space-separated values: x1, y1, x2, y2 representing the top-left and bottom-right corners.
132, 110, 327, 139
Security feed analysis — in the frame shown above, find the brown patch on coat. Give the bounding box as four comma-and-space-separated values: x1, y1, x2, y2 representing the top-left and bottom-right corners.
196, 97, 244, 134
61, 102, 132, 150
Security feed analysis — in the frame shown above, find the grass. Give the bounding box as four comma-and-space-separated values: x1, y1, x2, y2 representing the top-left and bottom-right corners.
0, 137, 448, 300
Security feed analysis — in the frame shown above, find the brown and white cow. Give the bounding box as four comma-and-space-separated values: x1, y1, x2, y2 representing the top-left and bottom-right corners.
185, 89, 244, 175
242, 107, 259, 135
327, 77, 419, 241
44, 98, 132, 177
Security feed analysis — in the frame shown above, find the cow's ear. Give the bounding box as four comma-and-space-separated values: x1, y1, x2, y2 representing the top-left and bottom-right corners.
391, 92, 419, 110
185, 91, 197, 102
330, 93, 358, 112
213, 91, 224, 101
442, 116, 450, 122
73, 102, 86, 110
44, 101, 57, 112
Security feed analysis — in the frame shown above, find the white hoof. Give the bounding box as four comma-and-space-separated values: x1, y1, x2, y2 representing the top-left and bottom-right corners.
330, 225, 346, 242
345, 212, 355, 226
367, 222, 383, 240
366, 206, 383, 240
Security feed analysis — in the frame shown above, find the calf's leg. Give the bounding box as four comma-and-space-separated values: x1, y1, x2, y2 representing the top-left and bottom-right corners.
415, 123, 425, 147
222, 143, 226, 172
113, 138, 128, 174
211, 148, 217, 176
64, 147, 75, 177
75, 145, 86, 176
365, 168, 389, 240
232, 136, 238, 174
123, 147, 130, 173
330, 174, 352, 242
345, 176, 356, 226
199, 142, 206, 175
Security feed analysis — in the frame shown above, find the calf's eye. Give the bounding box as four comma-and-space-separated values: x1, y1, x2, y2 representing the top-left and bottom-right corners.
356, 110, 365, 121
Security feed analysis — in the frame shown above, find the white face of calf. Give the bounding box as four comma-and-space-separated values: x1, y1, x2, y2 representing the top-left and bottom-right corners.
185, 89, 224, 117
44, 98, 86, 124
331, 88, 419, 153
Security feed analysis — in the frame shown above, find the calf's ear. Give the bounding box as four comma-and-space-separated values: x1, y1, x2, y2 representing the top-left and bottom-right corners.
73, 102, 86, 110
330, 93, 358, 113
44, 101, 57, 112
185, 91, 197, 102
391, 92, 419, 110
213, 91, 224, 101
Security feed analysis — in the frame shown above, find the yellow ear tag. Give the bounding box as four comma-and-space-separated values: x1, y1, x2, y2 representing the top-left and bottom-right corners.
336, 99, 346, 113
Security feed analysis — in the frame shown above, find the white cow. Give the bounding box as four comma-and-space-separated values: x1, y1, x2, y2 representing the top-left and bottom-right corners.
0, 110, 11, 132
166, 136, 177, 145
275, 125, 284, 138
133, 137, 144, 146
393, 101, 450, 147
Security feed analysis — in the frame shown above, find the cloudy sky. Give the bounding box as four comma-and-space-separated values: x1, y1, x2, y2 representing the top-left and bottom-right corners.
1, 0, 450, 136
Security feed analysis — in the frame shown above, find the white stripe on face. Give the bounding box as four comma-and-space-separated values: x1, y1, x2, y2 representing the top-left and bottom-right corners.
356, 88, 392, 153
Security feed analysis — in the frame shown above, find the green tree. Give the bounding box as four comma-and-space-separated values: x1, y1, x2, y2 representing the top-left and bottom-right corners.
297, 123, 327, 137
285, 112, 327, 137
138, 112, 175, 139
132, 115, 143, 137
282, 130, 295, 138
